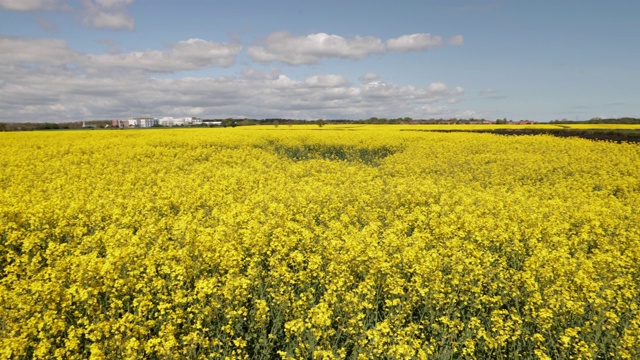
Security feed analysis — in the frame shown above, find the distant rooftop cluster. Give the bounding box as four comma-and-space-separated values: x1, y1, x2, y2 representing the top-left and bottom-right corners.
111, 117, 221, 128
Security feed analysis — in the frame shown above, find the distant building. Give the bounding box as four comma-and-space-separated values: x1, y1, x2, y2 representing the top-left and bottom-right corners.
180, 117, 201, 126
122, 117, 159, 128
112, 119, 126, 128
138, 117, 158, 128
114, 116, 203, 128
159, 117, 175, 127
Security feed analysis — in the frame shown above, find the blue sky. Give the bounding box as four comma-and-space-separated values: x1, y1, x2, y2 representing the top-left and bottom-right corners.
1, 0, 638, 122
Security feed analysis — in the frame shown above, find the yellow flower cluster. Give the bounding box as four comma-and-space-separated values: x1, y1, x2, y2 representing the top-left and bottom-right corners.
1, 126, 639, 359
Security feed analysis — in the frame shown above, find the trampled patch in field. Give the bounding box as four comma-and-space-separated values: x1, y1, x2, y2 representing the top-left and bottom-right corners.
258, 141, 402, 166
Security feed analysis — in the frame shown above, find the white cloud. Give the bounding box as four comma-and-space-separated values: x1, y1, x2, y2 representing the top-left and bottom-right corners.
85, 10, 134, 30
386, 33, 443, 52
241, 68, 269, 80
0, 0, 134, 29
360, 72, 379, 83
248, 32, 385, 65
248, 31, 464, 65
427, 82, 464, 96
0, 64, 466, 121
81, 0, 135, 30
93, 0, 133, 8
448, 35, 464, 46
0, 36, 78, 66
304, 74, 349, 87
88, 38, 242, 72
0, 36, 241, 73
0, 0, 63, 11
361, 81, 463, 104
0, 34, 469, 122
386, 33, 464, 51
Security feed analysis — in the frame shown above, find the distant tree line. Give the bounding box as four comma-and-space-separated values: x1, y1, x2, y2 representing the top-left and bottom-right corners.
0, 120, 112, 131
0, 122, 71, 131
3, 117, 640, 131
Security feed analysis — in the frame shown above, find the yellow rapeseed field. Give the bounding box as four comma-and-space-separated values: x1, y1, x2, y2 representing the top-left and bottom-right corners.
1, 126, 639, 359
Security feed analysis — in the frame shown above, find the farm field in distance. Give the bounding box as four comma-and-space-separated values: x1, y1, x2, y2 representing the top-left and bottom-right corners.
1, 126, 640, 359
397, 124, 640, 144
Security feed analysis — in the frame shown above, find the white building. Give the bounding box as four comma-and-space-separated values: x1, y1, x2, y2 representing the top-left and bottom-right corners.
159, 117, 175, 127
138, 117, 158, 128
126, 117, 158, 128
134, 116, 204, 127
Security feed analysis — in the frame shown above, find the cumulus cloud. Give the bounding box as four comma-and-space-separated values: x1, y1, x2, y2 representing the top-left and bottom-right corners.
0, 34, 469, 122
360, 72, 379, 84
0, 36, 79, 66
88, 38, 242, 72
241, 68, 269, 80
0, 0, 64, 11
93, 0, 133, 8
386, 33, 444, 52
386, 33, 463, 51
448, 35, 464, 46
248, 31, 464, 65
81, 0, 135, 30
0, 36, 241, 73
427, 82, 464, 96
85, 11, 134, 29
248, 32, 385, 65
304, 74, 349, 88
0, 63, 466, 121
361, 80, 463, 104
0, 0, 135, 29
